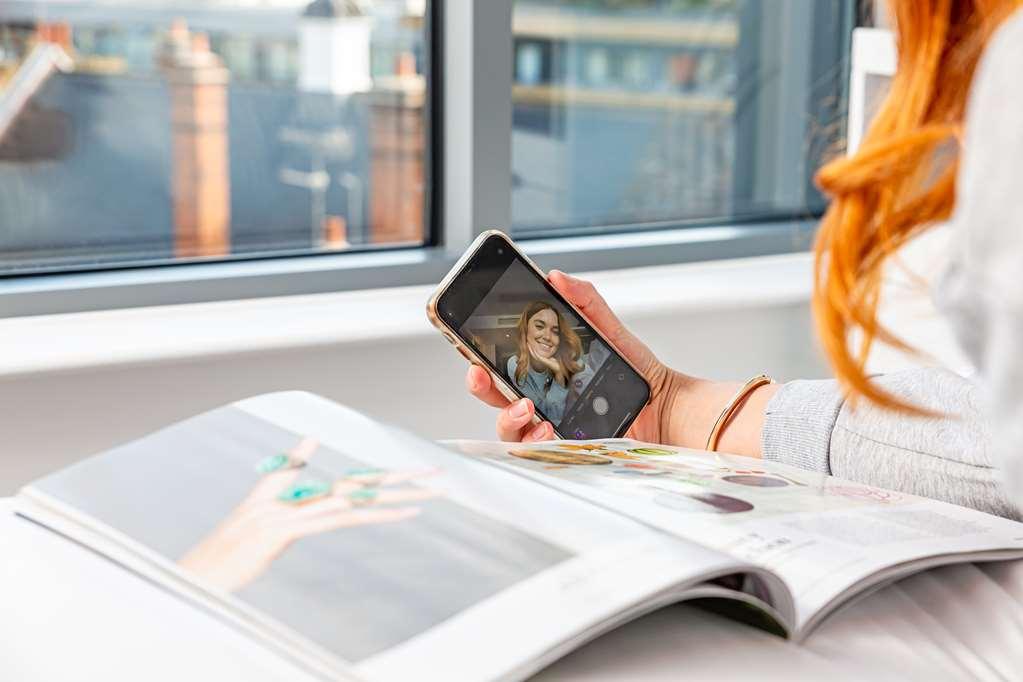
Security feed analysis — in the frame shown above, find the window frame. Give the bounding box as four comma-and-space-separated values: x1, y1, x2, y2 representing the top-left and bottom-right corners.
0, 0, 854, 318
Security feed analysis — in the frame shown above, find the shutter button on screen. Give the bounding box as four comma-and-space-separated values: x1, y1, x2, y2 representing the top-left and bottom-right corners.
592, 396, 609, 416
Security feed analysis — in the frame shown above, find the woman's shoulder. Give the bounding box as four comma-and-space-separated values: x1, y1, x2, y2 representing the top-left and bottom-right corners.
939, 8, 1023, 364
506, 354, 518, 376
954, 6, 1023, 290
972, 10, 1023, 117
990, 9, 1023, 54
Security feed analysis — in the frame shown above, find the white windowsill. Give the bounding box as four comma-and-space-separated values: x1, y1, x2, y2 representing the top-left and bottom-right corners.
0, 252, 813, 379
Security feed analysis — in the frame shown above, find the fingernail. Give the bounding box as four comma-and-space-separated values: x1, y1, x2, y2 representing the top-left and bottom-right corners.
510, 399, 530, 419
529, 422, 549, 440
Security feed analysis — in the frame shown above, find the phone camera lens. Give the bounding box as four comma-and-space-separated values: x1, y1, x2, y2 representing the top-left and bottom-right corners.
497, 248, 504, 255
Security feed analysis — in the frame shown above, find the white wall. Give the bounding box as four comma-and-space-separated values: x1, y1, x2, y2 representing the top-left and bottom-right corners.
0, 253, 828, 494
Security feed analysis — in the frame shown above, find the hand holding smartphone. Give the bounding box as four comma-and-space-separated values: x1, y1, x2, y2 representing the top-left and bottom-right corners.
427, 231, 651, 440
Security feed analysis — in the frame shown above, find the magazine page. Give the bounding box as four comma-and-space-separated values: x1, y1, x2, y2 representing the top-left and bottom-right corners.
449, 438, 1023, 634
18, 392, 788, 682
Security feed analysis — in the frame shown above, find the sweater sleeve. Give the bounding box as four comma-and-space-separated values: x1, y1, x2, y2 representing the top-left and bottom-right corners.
761, 378, 844, 474
762, 368, 1021, 519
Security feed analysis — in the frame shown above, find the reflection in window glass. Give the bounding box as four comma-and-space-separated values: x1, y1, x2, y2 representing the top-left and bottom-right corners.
0, 1, 428, 275
511, 0, 853, 236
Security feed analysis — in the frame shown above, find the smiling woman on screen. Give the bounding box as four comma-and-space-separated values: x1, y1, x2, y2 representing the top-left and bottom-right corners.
507, 301, 590, 424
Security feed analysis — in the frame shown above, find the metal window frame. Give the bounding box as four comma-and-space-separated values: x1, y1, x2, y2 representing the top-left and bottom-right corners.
0, 0, 853, 319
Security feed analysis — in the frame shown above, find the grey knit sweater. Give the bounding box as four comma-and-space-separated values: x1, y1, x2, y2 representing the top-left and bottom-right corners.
761, 12, 1023, 521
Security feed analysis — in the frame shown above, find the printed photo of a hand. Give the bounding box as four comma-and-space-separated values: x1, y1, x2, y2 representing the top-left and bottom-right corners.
179, 437, 441, 593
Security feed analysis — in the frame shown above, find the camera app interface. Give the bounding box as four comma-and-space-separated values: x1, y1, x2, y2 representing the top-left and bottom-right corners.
458, 258, 648, 439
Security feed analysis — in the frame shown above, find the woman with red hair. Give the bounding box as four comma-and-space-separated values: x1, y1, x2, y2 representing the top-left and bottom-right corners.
468, 0, 1023, 518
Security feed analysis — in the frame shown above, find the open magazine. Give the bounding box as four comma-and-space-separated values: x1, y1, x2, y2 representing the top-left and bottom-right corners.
14, 391, 1023, 681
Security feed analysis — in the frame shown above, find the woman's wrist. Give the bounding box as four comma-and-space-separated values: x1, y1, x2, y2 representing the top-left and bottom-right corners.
664, 374, 778, 457
714, 381, 778, 457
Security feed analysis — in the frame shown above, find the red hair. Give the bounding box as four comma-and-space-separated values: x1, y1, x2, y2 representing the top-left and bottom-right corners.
813, 0, 1021, 413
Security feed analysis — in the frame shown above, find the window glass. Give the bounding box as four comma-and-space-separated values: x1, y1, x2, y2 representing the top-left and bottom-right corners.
0, 0, 428, 275
511, 0, 853, 236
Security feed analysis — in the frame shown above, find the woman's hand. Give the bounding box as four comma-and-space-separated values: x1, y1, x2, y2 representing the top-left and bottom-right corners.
465, 271, 778, 455
179, 437, 441, 593
467, 270, 688, 444
527, 345, 567, 384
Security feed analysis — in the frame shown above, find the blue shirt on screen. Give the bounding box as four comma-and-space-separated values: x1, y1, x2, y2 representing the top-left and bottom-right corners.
506, 345, 604, 425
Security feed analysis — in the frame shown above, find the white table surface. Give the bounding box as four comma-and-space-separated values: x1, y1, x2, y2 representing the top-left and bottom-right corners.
4, 499, 1023, 682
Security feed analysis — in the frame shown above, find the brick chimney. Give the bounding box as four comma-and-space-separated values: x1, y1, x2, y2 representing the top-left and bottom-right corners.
157, 21, 231, 258
368, 81, 424, 245
36, 22, 73, 51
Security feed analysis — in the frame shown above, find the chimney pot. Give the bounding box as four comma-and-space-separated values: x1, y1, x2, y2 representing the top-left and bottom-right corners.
191, 33, 211, 55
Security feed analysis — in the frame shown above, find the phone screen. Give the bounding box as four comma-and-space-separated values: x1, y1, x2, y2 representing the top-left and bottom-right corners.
437, 234, 650, 439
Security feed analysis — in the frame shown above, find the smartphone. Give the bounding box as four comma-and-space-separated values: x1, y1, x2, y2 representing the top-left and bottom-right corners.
427, 230, 651, 439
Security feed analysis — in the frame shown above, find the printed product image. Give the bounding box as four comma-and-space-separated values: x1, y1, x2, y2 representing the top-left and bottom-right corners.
652, 490, 755, 514
722, 475, 790, 488
509, 449, 614, 466
628, 447, 678, 456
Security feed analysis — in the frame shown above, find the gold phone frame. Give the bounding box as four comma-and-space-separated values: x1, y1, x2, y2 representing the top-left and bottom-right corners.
426, 229, 650, 439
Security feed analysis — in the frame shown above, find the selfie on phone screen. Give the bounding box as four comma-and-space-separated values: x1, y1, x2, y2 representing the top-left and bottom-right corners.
450, 249, 648, 440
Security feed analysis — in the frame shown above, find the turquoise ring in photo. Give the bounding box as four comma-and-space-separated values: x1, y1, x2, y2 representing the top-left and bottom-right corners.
343, 467, 386, 487
256, 453, 305, 474
346, 488, 379, 507
344, 467, 385, 477
277, 480, 331, 504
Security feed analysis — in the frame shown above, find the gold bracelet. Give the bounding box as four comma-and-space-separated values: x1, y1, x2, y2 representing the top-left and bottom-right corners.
704, 374, 774, 452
